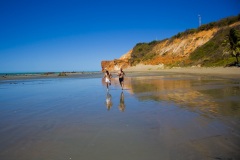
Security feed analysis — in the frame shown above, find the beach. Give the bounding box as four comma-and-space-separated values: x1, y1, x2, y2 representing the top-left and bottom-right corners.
0, 68, 240, 160
1, 66, 239, 81
125, 65, 240, 77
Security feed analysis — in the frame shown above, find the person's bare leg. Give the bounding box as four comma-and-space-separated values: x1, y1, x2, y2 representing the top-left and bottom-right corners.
121, 82, 124, 90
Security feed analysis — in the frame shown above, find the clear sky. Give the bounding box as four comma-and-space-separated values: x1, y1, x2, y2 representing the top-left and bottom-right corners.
0, 0, 239, 72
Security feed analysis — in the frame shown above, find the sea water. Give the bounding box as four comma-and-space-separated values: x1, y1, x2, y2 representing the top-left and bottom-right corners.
0, 73, 239, 160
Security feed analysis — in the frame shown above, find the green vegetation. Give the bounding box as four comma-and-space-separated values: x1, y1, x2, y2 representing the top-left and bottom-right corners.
229, 28, 240, 64
128, 14, 240, 67
173, 14, 240, 39
189, 25, 240, 67
130, 39, 167, 65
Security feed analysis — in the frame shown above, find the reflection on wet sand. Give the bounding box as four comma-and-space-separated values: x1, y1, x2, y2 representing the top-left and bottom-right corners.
105, 92, 113, 110
104, 90, 126, 112
122, 75, 240, 117
102, 75, 240, 117
1, 75, 239, 160
118, 92, 125, 112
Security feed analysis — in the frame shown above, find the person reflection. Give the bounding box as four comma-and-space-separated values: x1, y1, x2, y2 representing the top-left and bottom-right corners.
105, 91, 113, 111
118, 91, 126, 112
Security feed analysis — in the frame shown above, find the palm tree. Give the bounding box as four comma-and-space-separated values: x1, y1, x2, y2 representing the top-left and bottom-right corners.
229, 28, 240, 64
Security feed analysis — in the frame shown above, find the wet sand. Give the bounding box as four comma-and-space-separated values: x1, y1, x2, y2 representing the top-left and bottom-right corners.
0, 72, 240, 160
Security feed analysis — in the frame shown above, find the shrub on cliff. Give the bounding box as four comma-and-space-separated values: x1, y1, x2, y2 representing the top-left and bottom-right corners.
228, 28, 240, 64
172, 14, 240, 40
130, 40, 159, 65
189, 25, 240, 67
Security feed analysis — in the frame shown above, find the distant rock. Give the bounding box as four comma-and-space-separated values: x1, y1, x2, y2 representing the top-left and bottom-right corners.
58, 72, 67, 76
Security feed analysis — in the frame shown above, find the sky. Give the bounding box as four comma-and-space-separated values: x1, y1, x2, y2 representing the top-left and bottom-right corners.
0, 0, 239, 72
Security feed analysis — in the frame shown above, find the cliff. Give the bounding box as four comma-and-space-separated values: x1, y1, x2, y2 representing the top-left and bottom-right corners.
101, 15, 240, 71
101, 50, 132, 71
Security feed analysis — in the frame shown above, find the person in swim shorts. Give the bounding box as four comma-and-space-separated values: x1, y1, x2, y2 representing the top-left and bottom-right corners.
118, 68, 125, 90
118, 91, 125, 112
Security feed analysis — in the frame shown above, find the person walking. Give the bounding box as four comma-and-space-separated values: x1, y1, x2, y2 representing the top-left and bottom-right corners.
118, 68, 125, 90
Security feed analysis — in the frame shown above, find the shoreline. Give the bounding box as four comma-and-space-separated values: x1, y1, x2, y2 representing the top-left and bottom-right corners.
0, 72, 103, 81
1, 66, 240, 81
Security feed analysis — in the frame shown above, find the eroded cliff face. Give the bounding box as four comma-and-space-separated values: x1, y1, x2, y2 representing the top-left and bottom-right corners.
146, 28, 218, 65
101, 27, 219, 71
101, 50, 132, 71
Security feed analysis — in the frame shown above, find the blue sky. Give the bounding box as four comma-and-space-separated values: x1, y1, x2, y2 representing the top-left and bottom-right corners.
0, 0, 239, 72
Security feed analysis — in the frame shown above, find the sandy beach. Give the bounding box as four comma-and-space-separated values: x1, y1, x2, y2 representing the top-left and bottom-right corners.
1, 66, 240, 81
125, 64, 240, 77
0, 69, 240, 160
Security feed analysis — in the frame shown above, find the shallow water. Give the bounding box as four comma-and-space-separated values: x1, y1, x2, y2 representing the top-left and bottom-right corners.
0, 74, 240, 160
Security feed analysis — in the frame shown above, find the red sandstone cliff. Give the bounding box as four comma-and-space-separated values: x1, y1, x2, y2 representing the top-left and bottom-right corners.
101, 21, 240, 71
101, 28, 218, 71
101, 50, 132, 71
